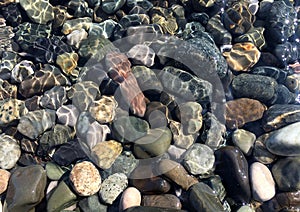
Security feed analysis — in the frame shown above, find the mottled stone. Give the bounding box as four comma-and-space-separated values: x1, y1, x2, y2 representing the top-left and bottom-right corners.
66, 29, 88, 49
56, 105, 79, 127
235, 27, 266, 50
232, 129, 256, 156
0, 51, 19, 80
70, 161, 101, 196
53, 5, 72, 28
0, 169, 10, 194
110, 151, 139, 177
265, 122, 300, 156
203, 175, 226, 202
225, 98, 266, 130
183, 143, 215, 176
91, 140, 122, 169
84, 121, 110, 151
40, 86, 68, 110
11, 60, 35, 83
89, 20, 118, 38
17, 109, 56, 139
127, 44, 155, 67
45, 162, 67, 181
89, 96, 118, 123
188, 182, 224, 212
0, 134, 21, 169
25, 96, 41, 111
260, 191, 300, 211
120, 187, 141, 211
250, 162, 275, 202
158, 159, 198, 190
142, 194, 181, 209
101, 0, 126, 14
67, 0, 93, 18
99, 173, 128, 204
62, 17, 93, 35
0, 99, 28, 126
231, 74, 278, 104
272, 157, 300, 191
167, 145, 186, 162
0, 79, 17, 100
0, 25, 14, 52
78, 194, 108, 212
206, 14, 232, 45
56, 52, 79, 78
215, 146, 251, 205
6, 165, 47, 212
253, 134, 277, 165
169, 121, 196, 149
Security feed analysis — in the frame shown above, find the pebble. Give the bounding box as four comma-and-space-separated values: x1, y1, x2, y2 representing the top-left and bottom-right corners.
99, 173, 128, 204
250, 162, 275, 202
85, 121, 111, 150
56, 105, 79, 127
0, 98, 28, 126
109, 151, 139, 177
78, 194, 108, 212
56, 52, 79, 78
40, 86, 68, 110
89, 95, 118, 123
70, 161, 101, 196
0, 79, 17, 100
11, 60, 35, 83
182, 143, 215, 176
127, 44, 155, 67
66, 29, 88, 49
204, 175, 226, 202
123, 206, 187, 212
271, 157, 300, 192
145, 102, 170, 128
6, 165, 47, 212
225, 98, 266, 129
101, 0, 126, 14
142, 194, 181, 209
265, 122, 300, 156
0, 169, 10, 194
260, 191, 300, 211
45, 162, 67, 181
120, 187, 141, 211
91, 140, 122, 169
232, 129, 256, 156
253, 134, 277, 165
0, 134, 21, 169
169, 121, 196, 149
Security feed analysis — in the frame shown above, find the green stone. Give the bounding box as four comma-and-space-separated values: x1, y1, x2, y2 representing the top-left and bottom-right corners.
46, 162, 68, 180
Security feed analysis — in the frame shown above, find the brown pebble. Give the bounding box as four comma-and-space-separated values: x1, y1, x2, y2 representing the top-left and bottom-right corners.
142, 194, 182, 209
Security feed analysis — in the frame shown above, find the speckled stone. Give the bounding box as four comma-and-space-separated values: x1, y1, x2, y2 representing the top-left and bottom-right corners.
0, 99, 28, 126
232, 129, 256, 156
109, 151, 139, 177
142, 194, 181, 209
40, 86, 68, 110
99, 173, 128, 204
250, 162, 275, 202
91, 140, 122, 169
0, 79, 17, 100
120, 187, 141, 211
127, 44, 155, 67
6, 165, 47, 212
17, 109, 56, 139
182, 143, 215, 176
0, 169, 10, 194
225, 98, 266, 130
70, 161, 101, 196
89, 96, 118, 123
56, 52, 79, 78
253, 134, 277, 165
0, 134, 21, 169
169, 121, 197, 149
56, 105, 79, 127
272, 157, 300, 191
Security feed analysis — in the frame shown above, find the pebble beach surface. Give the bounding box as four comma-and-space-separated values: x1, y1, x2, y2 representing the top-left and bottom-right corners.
0, 0, 300, 211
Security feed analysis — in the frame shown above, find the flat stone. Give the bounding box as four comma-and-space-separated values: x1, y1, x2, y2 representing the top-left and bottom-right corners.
0, 169, 10, 194
250, 162, 275, 202
70, 161, 101, 196
0, 98, 28, 126
232, 129, 256, 156
56, 105, 79, 127
142, 194, 181, 209
6, 165, 47, 212
265, 122, 300, 156
272, 157, 300, 191
120, 187, 141, 211
45, 162, 67, 181
253, 134, 277, 164
0, 134, 21, 169
182, 143, 215, 176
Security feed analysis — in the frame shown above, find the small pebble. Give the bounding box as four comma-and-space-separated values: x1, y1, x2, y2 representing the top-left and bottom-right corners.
0, 169, 10, 194
232, 129, 256, 156
119, 187, 141, 211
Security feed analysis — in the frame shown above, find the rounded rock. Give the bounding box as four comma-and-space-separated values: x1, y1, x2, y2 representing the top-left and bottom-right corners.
0, 134, 21, 169
119, 187, 141, 211
0, 169, 10, 194
232, 129, 256, 156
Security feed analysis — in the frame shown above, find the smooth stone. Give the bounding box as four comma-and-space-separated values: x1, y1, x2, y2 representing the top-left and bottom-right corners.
144, 102, 169, 129
101, 0, 126, 14
250, 162, 275, 202
45, 162, 67, 181
253, 134, 277, 164
237, 205, 255, 212
56, 52, 79, 78
112, 115, 149, 143
232, 129, 256, 156
70, 161, 101, 196
109, 151, 139, 177
203, 175, 226, 202
0, 169, 10, 194
47, 180, 77, 212
6, 165, 47, 212
260, 191, 300, 211
142, 194, 181, 209
225, 98, 266, 129
66, 29, 88, 49
124, 206, 187, 212
85, 121, 110, 151
119, 187, 141, 211
265, 122, 300, 156
133, 128, 172, 158
78, 194, 107, 212
127, 44, 155, 67
272, 157, 300, 191
91, 140, 122, 169
231, 74, 278, 104
182, 143, 215, 176
0, 79, 17, 100
89, 96, 118, 123
167, 145, 186, 162
40, 86, 68, 110
0, 134, 21, 169
99, 173, 128, 204
188, 182, 224, 212
158, 159, 198, 190
0, 99, 28, 126
11, 60, 35, 83
214, 146, 251, 205
56, 105, 79, 127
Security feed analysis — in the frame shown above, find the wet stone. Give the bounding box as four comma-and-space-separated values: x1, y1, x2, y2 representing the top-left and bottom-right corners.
145, 102, 170, 129
109, 151, 138, 177
249, 66, 288, 84
0, 51, 20, 80
99, 172, 128, 204
167, 145, 186, 162
142, 194, 181, 209
285, 73, 300, 93
234, 27, 266, 50
232, 129, 256, 156
169, 121, 197, 149
214, 146, 251, 205
84, 121, 111, 151
62, 17, 93, 35
123, 206, 187, 212
70, 161, 101, 196
40, 86, 68, 110
0, 25, 14, 53
0, 169, 10, 194
66, 29, 88, 49
89, 96, 118, 123
56, 52, 79, 78
0, 99, 28, 126
183, 143, 214, 176
17, 109, 56, 140
225, 98, 266, 130
53, 5, 72, 29
120, 187, 141, 211
6, 165, 47, 212
203, 175, 226, 202
272, 157, 300, 192
45, 162, 68, 181
0, 4, 22, 27
206, 14, 232, 45
20, 138, 38, 153
78, 194, 108, 212
11, 60, 35, 83
56, 105, 79, 127
0, 134, 20, 169
67, 0, 93, 18
127, 44, 155, 67
101, 0, 126, 14
253, 134, 277, 165
273, 84, 296, 105
91, 140, 122, 169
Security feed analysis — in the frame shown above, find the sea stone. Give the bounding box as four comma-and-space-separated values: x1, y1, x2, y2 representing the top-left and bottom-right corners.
66, 29, 88, 49
223, 42, 260, 71
85, 121, 110, 150
0, 134, 21, 169
0, 99, 28, 126
231, 74, 278, 104
6, 165, 47, 212
91, 140, 122, 169
206, 14, 232, 45
260, 191, 300, 211
78, 194, 108, 212
89, 96, 118, 123
99, 173, 128, 204
142, 194, 182, 209
232, 129, 256, 156
11, 60, 35, 83
101, 0, 126, 14
109, 151, 139, 177
225, 98, 266, 129
262, 104, 300, 132
0, 169, 10, 194
204, 175, 226, 202
70, 161, 101, 196
0, 51, 19, 80
169, 121, 197, 149
62, 17, 93, 35
167, 145, 186, 162
56, 52, 79, 78
0, 79, 17, 100
40, 86, 68, 110
120, 187, 141, 211
127, 44, 155, 67
234, 27, 266, 50
265, 122, 300, 156
253, 134, 277, 165
52, 5, 72, 28
19, 0, 54, 24
250, 162, 275, 202
17, 109, 56, 139
45, 162, 67, 181
182, 143, 215, 176
56, 105, 79, 127
144, 101, 170, 129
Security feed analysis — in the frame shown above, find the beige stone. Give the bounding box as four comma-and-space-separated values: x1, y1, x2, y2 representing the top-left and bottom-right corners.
0, 169, 10, 194
119, 187, 141, 211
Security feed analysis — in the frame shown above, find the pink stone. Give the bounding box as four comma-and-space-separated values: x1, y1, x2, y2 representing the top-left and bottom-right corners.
119, 187, 141, 211
0, 169, 10, 194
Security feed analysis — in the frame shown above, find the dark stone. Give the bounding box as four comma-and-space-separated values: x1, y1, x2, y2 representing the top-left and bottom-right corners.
260, 191, 300, 211
124, 206, 187, 212
142, 194, 181, 209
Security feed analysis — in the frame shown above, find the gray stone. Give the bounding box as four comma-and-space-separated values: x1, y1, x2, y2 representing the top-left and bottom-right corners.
56, 105, 79, 127
109, 151, 139, 177
253, 134, 277, 164
0, 134, 21, 169
40, 86, 68, 110
232, 129, 256, 156
167, 145, 186, 162
169, 121, 197, 149
78, 194, 107, 212
101, 0, 126, 14
127, 45, 155, 67
0, 98, 28, 126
